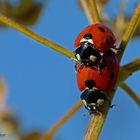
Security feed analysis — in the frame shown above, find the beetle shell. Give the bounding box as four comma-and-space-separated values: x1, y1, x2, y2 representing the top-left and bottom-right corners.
76, 50, 119, 92
74, 24, 116, 52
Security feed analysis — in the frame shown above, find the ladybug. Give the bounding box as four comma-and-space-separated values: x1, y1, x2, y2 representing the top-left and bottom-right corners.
76, 50, 119, 113
74, 24, 118, 71
74, 24, 116, 52
80, 88, 113, 114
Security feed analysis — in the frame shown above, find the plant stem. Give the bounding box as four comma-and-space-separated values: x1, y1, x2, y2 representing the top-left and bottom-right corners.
118, 58, 140, 83
119, 58, 140, 106
80, 0, 101, 24
0, 13, 76, 61
120, 82, 140, 106
80, 0, 95, 24
41, 101, 83, 140
84, 3, 140, 140
118, 3, 140, 61
89, 0, 101, 23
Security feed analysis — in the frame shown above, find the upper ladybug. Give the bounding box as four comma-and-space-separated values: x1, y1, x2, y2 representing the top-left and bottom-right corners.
74, 24, 116, 52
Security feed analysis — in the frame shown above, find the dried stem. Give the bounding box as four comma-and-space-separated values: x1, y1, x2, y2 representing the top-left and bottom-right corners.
89, 0, 101, 23
84, 105, 109, 140
41, 101, 83, 140
118, 3, 140, 61
84, 3, 140, 140
80, 0, 95, 24
120, 82, 140, 106
80, 0, 101, 24
0, 13, 76, 61
119, 58, 140, 83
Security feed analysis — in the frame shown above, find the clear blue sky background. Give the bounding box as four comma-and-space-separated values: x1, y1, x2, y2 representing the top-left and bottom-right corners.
0, 0, 140, 140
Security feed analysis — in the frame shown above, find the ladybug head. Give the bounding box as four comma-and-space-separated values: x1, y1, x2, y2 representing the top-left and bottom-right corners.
80, 88, 108, 114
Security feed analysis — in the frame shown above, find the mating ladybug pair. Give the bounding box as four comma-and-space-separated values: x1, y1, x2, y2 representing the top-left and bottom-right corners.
74, 24, 120, 114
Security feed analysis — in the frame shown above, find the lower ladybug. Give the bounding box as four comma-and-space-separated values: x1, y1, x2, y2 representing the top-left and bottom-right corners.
76, 50, 119, 113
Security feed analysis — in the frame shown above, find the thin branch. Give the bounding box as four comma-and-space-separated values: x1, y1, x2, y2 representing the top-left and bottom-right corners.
41, 101, 83, 140
0, 13, 76, 61
84, 3, 140, 140
121, 58, 140, 72
0, 80, 6, 111
80, 0, 95, 24
118, 58, 140, 83
117, 3, 140, 61
120, 82, 140, 106
84, 112, 106, 140
89, 0, 101, 23
80, 0, 101, 24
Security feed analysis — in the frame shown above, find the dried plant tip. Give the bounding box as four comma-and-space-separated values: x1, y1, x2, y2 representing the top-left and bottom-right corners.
120, 82, 140, 106
118, 3, 140, 61
80, 0, 101, 24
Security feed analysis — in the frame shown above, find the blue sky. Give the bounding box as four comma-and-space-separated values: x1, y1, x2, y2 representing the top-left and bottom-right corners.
0, 0, 140, 140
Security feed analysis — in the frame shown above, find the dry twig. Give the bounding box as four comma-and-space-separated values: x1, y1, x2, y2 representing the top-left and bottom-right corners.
120, 82, 140, 106
0, 13, 76, 61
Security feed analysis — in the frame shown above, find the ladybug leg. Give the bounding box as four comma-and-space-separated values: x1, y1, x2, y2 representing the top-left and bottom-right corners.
74, 61, 84, 72
79, 63, 84, 70
97, 52, 109, 72
112, 45, 121, 54
113, 45, 120, 51
97, 57, 103, 74
97, 52, 105, 74
109, 104, 116, 108
106, 98, 115, 108
74, 62, 78, 72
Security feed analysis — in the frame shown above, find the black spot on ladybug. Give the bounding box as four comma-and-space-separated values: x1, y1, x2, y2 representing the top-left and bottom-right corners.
83, 34, 93, 39
85, 80, 96, 89
98, 27, 105, 32
110, 73, 115, 79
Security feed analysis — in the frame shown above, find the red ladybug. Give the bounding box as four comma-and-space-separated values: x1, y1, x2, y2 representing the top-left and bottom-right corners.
74, 24, 116, 52
76, 50, 119, 113
77, 50, 119, 92
74, 24, 118, 71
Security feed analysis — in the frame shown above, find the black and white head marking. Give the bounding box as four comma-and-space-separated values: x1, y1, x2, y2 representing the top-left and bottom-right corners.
80, 34, 94, 44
